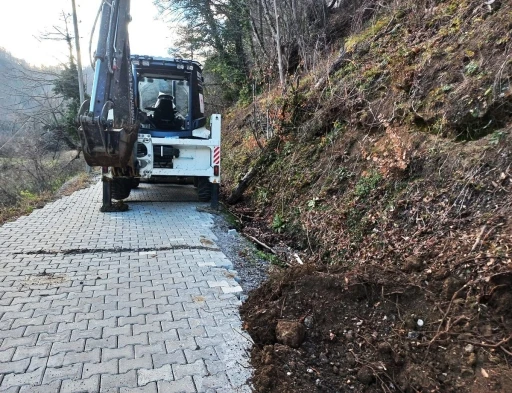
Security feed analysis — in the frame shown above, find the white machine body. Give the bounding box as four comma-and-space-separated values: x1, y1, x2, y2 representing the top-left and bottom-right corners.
137, 114, 221, 183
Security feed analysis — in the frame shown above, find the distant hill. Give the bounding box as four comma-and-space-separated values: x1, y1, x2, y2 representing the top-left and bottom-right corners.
0, 48, 29, 135
0, 48, 63, 137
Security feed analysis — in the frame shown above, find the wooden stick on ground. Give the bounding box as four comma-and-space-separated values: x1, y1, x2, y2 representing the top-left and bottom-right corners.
244, 233, 276, 254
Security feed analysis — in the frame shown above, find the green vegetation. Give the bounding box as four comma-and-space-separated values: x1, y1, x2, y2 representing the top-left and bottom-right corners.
271, 214, 286, 233
220, 2, 512, 389
306, 197, 319, 210
354, 170, 382, 197
0, 171, 89, 225
255, 250, 284, 267
52, 62, 84, 146
489, 130, 507, 145
464, 61, 479, 76
345, 17, 390, 52
221, 209, 241, 230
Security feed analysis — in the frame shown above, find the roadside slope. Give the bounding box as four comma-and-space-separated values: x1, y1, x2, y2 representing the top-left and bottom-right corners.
222, 0, 512, 392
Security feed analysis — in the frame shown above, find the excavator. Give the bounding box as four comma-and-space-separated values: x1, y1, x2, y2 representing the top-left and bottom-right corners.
77, 0, 221, 211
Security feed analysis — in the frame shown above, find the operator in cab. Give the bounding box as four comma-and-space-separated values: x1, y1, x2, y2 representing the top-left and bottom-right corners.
140, 94, 185, 130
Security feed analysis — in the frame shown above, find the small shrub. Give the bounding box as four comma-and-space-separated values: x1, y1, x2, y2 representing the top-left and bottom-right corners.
336, 167, 355, 182
255, 187, 270, 205
489, 131, 506, 145
19, 190, 37, 201
354, 170, 382, 197
464, 61, 479, 76
272, 213, 286, 233
307, 197, 320, 210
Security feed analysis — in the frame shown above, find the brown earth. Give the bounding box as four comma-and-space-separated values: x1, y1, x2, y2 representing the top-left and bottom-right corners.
241, 263, 512, 392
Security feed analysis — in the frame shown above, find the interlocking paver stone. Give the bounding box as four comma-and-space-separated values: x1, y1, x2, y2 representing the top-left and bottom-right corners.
194, 373, 231, 391
120, 355, 153, 374
0, 327, 25, 340
158, 376, 196, 393
0, 182, 252, 392
19, 380, 61, 393
173, 360, 208, 380
152, 351, 187, 368
134, 342, 166, 358
43, 364, 82, 384
1, 358, 31, 374
61, 375, 100, 393
1, 366, 45, 388
101, 370, 137, 391
13, 343, 51, 361
82, 359, 118, 379
103, 346, 135, 362
85, 336, 117, 351
137, 364, 174, 386
0, 348, 15, 362
0, 335, 36, 350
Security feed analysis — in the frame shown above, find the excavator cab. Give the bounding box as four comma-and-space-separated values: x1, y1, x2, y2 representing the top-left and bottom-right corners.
132, 56, 206, 136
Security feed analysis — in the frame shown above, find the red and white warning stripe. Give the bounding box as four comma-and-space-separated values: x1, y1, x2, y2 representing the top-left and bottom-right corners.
213, 146, 220, 165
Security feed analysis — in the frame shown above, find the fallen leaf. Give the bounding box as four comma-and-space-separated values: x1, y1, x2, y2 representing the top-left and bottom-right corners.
481, 368, 489, 378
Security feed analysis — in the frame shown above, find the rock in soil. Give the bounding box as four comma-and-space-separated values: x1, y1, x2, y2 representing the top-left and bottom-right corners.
403, 255, 423, 272
303, 315, 314, 328
346, 352, 356, 367
275, 320, 305, 348
357, 366, 375, 385
377, 341, 392, 355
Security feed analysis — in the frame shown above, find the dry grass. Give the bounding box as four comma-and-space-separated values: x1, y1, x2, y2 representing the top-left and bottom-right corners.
56, 171, 99, 197
0, 170, 98, 226
0, 190, 54, 225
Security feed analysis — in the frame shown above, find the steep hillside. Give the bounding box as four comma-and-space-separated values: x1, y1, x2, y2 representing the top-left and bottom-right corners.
222, 0, 512, 392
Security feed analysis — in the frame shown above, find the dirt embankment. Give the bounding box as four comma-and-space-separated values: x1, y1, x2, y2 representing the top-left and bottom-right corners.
221, 0, 512, 391
238, 132, 512, 392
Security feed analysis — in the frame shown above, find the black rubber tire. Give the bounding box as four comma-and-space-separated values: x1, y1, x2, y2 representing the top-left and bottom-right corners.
131, 178, 140, 189
193, 177, 199, 188
111, 178, 132, 200
197, 177, 211, 202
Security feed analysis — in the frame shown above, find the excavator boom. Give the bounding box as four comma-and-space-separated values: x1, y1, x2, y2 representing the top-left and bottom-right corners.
78, 0, 138, 169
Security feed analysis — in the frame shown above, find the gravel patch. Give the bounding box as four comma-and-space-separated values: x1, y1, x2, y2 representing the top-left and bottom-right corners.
210, 210, 269, 295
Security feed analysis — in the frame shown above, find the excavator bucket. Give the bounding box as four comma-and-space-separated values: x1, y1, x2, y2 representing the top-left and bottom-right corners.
78, 125, 138, 168
78, 100, 138, 168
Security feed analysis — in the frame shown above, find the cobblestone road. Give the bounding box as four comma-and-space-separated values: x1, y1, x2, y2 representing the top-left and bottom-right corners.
0, 182, 252, 392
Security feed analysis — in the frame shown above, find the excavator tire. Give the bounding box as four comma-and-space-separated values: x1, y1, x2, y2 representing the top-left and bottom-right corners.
111, 178, 132, 200
131, 178, 140, 189
197, 177, 211, 202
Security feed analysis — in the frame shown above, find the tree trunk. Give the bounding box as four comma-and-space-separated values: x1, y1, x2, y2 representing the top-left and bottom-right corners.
71, 0, 85, 104
273, 0, 285, 88
227, 136, 279, 204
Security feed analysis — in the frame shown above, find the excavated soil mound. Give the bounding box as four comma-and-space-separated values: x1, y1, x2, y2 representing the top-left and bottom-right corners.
241, 266, 512, 393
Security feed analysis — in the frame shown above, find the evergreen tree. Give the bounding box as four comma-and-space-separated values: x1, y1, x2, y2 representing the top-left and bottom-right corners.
52, 60, 82, 147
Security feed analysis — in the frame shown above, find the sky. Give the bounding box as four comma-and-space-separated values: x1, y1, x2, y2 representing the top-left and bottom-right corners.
0, 0, 173, 67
